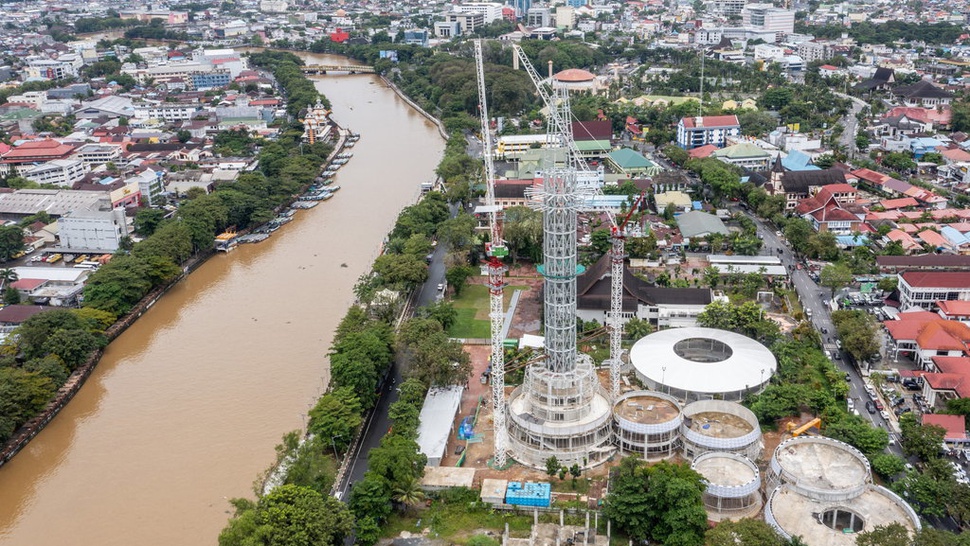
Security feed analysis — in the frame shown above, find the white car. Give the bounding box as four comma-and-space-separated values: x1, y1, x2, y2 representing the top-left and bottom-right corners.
880, 410, 891, 420
847, 398, 855, 411
437, 283, 445, 292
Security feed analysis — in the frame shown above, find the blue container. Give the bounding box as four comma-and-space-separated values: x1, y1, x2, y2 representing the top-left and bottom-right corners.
505, 481, 551, 507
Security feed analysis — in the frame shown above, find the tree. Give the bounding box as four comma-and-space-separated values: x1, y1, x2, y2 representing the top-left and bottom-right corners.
372, 253, 428, 289
445, 265, 474, 296
871, 453, 907, 478
368, 434, 427, 492
502, 205, 542, 263
308, 387, 362, 454
819, 262, 853, 298
831, 310, 880, 364
855, 523, 911, 546
391, 476, 426, 514
624, 316, 653, 341
354, 516, 382, 546
900, 413, 946, 461
704, 518, 787, 546
134, 208, 166, 236
417, 301, 458, 330
783, 218, 813, 254
0, 225, 25, 261
545, 455, 560, 477
0, 366, 56, 442
219, 484, 353, 546
437, 213, 477, 253
604, 457, 708, 546
349, 473, 393, 524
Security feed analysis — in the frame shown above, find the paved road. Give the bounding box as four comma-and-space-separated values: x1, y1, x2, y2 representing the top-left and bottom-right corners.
336, 203, 458, 499
740, 210, 903, 454
835, 92, 869, 158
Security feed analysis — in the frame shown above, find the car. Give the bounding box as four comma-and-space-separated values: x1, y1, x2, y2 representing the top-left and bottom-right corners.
844, 372, 851, 381
895, 406, 912, 416
836, 340, 842, 349
437, 283, 445, 292
834, 352, 842, 360
865, 401, 877, 414
847, 398, 855, 410
775, 231, 782, 237
874, 399, 884, 411
821, 327, 829, 334
880, 410, 891, 420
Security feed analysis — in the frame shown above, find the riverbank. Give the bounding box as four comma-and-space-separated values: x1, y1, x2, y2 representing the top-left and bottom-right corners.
0, 118, 352, 472
380, 75, 450, 141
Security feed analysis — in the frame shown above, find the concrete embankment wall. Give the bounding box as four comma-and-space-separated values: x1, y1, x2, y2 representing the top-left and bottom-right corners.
381, 75, 450, 141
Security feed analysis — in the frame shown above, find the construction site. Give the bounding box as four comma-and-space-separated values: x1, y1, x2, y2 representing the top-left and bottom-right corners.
404, 40, 922, 545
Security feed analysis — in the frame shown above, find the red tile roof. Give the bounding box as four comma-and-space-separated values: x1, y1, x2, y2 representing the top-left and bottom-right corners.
10, 278, 46, 290
922, 414, 968, 440
938, 300, 970, 317
680, 115, 740, 129
880, 197, 919, 210
901, 270, 970, 288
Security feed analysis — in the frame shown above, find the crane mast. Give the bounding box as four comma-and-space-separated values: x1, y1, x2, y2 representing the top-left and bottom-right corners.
475, 39, 510, 468
511, 44, 634, 400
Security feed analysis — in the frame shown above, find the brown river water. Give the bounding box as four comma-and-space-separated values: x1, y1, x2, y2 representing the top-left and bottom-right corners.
0, 53, 444, 546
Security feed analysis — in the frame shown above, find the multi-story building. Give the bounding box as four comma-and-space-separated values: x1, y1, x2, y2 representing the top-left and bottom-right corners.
73, 144, 122, 166
23, 57, 81, 80
527, 6, 552, 27
711, 0, 747, 16
898, 271, 970, 311
259, 0, 288, 13
676, 115, 741, 150
130, 168, 165, 206
443, 12, 485, 33
742, 3, 794, 38
190, 72, 231, 90
23, 159, 88, 187
513, 0, 533, 17
434, 21, 462, 38
5, 91, 47, 109
58, 208, 130, 252
134, 102, 201, 122
452, 2, 504, 23
797, 41, 829, 63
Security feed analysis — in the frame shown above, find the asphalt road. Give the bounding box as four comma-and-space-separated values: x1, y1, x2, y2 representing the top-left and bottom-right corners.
835, 92, 869, 158
740, 210, 903, 454
336, 203, 457, 499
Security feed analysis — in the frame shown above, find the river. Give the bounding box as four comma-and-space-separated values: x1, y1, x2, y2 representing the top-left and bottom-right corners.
0, 53, 444, 546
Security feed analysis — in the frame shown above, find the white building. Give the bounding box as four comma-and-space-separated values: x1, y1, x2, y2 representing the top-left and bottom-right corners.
451, 2, 504, 23
134, 102, 200, 122
130, 168, 166, 206
23, 159, 88, 187
58, 208, 130, 252
742, 3, 794, 38
5, 91, 47, 109
73, 144, 122, 166
259, 0, 288, 13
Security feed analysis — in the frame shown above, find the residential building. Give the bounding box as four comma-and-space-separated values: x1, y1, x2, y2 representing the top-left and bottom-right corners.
527, 6, 552, 27
711, 0, 747, 16
884, 311, 970, 369
191, 72, 231, 90
444, 12, 485, 33
58, 208, 130, 252
576, 254, 714, 328
130, 168, 165, 206
897, 271, 970, 311
676, 115, 741, 150
23, 159, 88, 187
892, 80, 954, 108
134, 102, 201, 122
434, 21, 462, 38
259, 0, 288, 13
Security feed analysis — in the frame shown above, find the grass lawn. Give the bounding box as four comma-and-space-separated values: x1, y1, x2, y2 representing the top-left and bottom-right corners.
447, 284, 527, 339
383, 501, 533, 543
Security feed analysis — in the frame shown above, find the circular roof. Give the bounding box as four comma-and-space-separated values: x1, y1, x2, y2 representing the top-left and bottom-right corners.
630, 327, 776, 395
554, 68, 596, 82
334, 8, 347, 16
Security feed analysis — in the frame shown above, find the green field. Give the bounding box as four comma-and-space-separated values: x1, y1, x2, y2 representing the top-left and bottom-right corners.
446, 283, 527, 339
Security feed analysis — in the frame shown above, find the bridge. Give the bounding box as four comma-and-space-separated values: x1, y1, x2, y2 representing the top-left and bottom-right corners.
301, 64, 375, 75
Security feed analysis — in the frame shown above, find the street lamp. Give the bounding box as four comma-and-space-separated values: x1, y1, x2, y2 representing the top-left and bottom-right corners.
331, 434, 344, 458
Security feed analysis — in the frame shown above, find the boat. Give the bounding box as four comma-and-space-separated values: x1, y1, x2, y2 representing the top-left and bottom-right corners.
345, 141, 355, 148
337, 152, 353, 159
291, 201, 319, 209
327, 185, 341, 192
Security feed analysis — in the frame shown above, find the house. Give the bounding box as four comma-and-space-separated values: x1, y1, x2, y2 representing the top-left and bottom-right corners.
892, 80, 954, 108
884, 311, 970, 369
897, 271, 970, 311
921, 414, 969, 447
793, 186, 862, 234
576, 253, 713, 328
764, 156, 848, 209
938, 300, 970, 323
676, 115, 741, 150
855, 67, 895, 92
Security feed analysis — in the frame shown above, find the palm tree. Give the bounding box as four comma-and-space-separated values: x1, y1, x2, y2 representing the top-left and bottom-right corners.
392, 477, 425, 514
0, 268, 18, 292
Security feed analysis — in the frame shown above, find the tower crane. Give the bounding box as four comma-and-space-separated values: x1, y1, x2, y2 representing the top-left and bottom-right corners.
474, 39, 511, 468
511, 44, 638, 400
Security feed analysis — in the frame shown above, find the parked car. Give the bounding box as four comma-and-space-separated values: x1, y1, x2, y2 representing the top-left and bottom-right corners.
895, 406, 912, 417
880, 410, 891, 420
874, 399, 884, 411
865, 401, 877, 414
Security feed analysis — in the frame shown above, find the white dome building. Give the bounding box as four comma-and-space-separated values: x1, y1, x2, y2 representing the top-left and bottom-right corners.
630, 327, 776, 402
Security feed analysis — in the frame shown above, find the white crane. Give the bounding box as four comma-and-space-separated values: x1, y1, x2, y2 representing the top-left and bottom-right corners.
474, 39, 511, 468
510, 44, 632, 400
